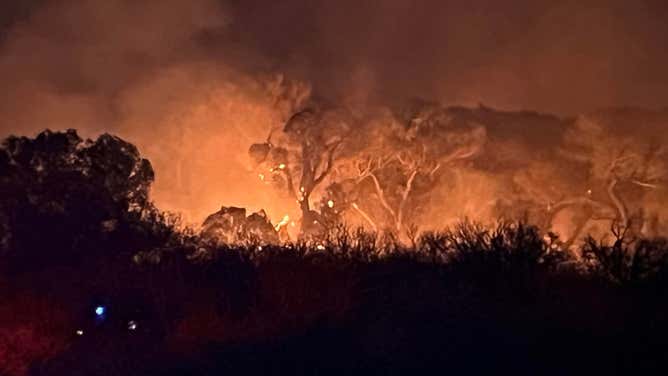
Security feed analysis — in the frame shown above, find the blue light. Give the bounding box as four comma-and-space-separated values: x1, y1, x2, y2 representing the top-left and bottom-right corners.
95, 306, 105, 316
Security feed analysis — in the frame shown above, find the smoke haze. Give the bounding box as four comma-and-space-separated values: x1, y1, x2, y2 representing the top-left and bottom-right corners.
1, 0, 667, 225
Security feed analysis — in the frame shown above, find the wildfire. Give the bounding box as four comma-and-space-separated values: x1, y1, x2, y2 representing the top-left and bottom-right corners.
270, 163, 286, 173
275, 214, 290, 231
240, 102, 667, 246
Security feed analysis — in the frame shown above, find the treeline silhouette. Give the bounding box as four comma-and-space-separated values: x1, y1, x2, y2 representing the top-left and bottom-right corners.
1, 130, 667, 375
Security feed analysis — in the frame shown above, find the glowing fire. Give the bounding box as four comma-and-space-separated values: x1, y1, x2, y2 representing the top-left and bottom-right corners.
142, 91, 666, 247
274, 214, 290, 231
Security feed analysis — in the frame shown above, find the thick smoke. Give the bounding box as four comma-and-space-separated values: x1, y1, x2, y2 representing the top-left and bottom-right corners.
0, 0, 667, 228
221, 0, 668, 113
0, 0, 307, 224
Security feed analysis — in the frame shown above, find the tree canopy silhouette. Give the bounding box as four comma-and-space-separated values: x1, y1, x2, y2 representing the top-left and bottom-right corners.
0, 129, 158, 272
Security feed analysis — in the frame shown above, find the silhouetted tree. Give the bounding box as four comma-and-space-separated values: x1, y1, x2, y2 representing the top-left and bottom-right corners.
249, 106, 353, 237
0, 129, 157, 271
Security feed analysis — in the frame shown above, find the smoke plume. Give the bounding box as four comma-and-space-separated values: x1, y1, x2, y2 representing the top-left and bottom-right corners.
1, 0, 667, 227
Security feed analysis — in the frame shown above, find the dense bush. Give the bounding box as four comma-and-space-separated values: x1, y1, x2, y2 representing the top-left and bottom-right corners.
5, 221, 667, 375
582, 228, 668, 287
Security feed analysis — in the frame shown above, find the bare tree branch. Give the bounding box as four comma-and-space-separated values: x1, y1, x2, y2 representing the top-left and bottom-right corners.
441, 143, 481, 164
351, 202, 377, 232
396, 168, 419, 231
607, 178, 628, 228
428, 162, 441, 179
396, 151, 411, 167
631, 180, 660, 189
314, 141, 341, 186
368, 172, 397, 221
549, 196, 614, 216
355, 157, 375, 182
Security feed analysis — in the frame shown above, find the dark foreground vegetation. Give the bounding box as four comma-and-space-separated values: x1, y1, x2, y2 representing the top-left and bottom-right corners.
2, 130, 668, 375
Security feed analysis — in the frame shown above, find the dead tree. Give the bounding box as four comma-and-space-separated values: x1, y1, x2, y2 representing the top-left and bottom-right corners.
546, 116, 667, 245
345, 107, 487, 236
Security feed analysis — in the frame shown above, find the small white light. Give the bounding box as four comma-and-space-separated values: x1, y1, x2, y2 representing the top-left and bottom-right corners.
316, 244, 325, 250
128, 320, 137, 331
76, 329, 84, 336
327, 200, 334, 208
